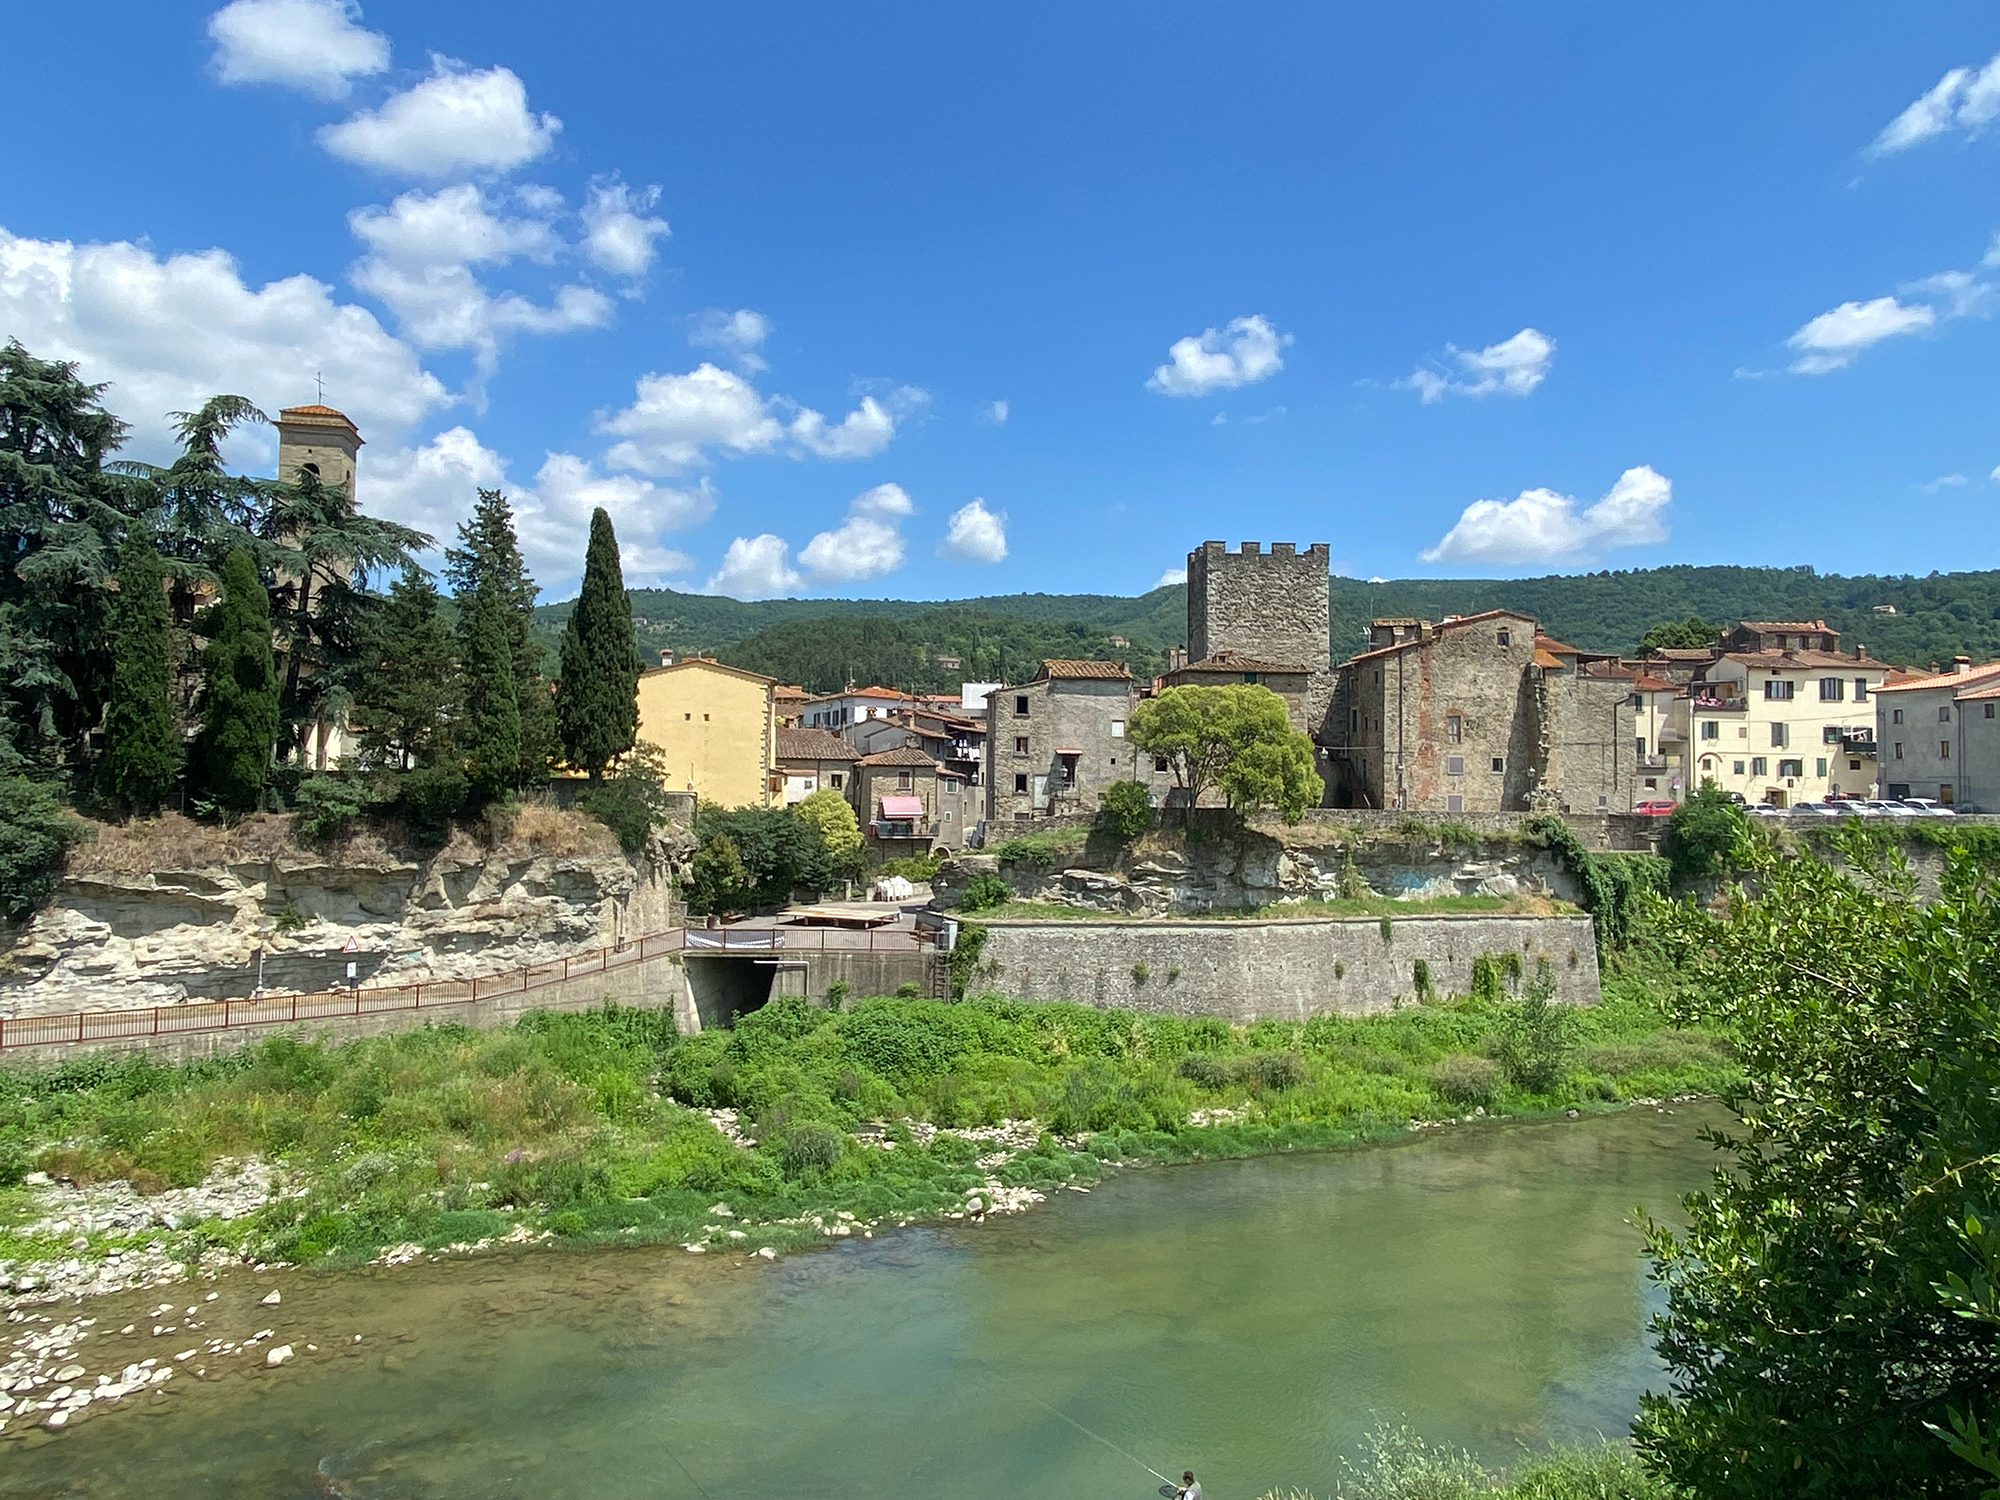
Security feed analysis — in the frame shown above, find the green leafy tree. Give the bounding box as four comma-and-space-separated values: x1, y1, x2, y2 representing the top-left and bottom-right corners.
0, 776, 87, 925
1662, 782, 1745, 886
98, 521, 180, 812
193, 549, 279, 812
457, 571, 520, 807
0, 341, 140, 770
555, 508, 639, 781
577, 743, 676, 854
1492, 958, 1568, 1092
1096, 779, 1154, 838
693, 804, 831, 907
1128, 683, 1322, 821
686, 831, 751, 913
793, 788, 863, 874
447, 489, 553, 786
1638, 614, 1721, 652
1635, 832, 2000, 1498
136, 396, 280, 619
352, 566, 458, 770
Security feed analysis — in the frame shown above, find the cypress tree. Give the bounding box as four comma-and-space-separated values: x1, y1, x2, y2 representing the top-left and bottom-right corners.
446, 488, 553, 787
555, 508, 639, 780
458, 571, 520, 805
352, 565, 458, 769
99, 522, 180, 812
195, 548, 279, 812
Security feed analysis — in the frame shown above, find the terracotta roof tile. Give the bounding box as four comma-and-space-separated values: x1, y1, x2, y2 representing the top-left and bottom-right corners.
1719, 650, 1870, 670
776, 727, 858, 761
857, 746, 940, 767
1872, 660, 2000, 694
1039, 659, 1131, 679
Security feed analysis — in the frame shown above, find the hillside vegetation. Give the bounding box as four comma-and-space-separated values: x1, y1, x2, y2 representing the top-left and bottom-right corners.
534, 565, 2000, 687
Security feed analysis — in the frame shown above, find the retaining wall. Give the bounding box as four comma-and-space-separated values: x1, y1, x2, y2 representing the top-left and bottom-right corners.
976, 913, 1600, 1022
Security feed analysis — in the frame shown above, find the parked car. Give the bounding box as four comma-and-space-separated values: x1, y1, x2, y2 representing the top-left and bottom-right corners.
1747, 802, 1784, 818
1861, 800, 1916, 818
1633, 798, 1676, 816
1901, 799, 1958, 817
1788, 802, 1846, 818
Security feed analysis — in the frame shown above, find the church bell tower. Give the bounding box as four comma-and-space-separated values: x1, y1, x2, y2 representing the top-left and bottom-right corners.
274, 404, 363, 492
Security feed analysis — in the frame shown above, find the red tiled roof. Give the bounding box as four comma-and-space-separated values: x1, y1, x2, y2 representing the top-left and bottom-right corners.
776, 727, 859, 762
1872, 660, 2000, 694
1631, 674, 1678, 693
1736, 620, 1830, 633
1039, 659, 1131, 679
1534, 633, 1582, 656
1718, 650, 1870, 670
1170, 651, 1311, 675
1532, 648, 1564, 669
857, 746, 939, 767
1346, 609, 1537, 665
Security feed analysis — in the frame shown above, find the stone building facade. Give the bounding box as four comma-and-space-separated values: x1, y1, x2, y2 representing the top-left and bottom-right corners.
1161, 649, 1316, 736
1185, 540, 1338, 738
983, 660, 1171, 825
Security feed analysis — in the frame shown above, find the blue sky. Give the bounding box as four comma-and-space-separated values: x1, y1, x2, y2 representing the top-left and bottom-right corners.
3, 3, 1998, 599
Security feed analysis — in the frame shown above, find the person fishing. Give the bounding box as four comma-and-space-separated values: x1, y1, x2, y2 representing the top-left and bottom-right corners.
1175, 1470, 1202, 1500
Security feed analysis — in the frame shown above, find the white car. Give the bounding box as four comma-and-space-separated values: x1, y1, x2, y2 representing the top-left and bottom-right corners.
1860, 800, 1916, 818
1900, 799, 1958, 817
1747, 802, 1785, 818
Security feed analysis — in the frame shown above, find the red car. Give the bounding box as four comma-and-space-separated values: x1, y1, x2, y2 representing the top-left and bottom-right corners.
1633, 799, 1677, 816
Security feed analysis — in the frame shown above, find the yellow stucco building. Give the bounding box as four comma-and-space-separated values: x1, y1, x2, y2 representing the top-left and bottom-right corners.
634, 657, 779, 808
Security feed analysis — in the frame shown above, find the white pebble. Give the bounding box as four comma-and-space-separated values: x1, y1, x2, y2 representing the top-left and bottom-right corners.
259, 1291, 280, 1306
265, 1345, 293, 1367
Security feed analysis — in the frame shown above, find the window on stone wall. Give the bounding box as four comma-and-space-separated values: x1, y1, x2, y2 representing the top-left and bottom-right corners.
1014, 773, 1029, 793
1496, 629, 1510, 646
1155, 757, 1169, 772
1014, 696, 1029, 716
1446, 714, 1461, 742
1446, 755, 1464, 775
1014, 736, 1028, 753
1446, 794, 1464, 813
1490, 756, 1504, 773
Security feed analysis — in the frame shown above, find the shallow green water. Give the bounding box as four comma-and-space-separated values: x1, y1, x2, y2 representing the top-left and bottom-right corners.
3, 1105, 1725, 1499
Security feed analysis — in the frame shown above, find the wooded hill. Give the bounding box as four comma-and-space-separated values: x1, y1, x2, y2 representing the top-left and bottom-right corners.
531, 564, 2000, 693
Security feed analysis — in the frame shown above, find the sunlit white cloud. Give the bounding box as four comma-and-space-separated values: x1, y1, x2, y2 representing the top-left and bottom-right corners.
1868, 50, 2000, 155
320, 59, 560, 176
207, 0, 389, 98
582, 178, 670, 278
799, 483, 913, 581
1398, 327, 1554, 403
704, 534, 802, 600
598, 363, 926, 473
1786, 295, 1937, 374
939, 498, 1007, 563
1147, 314, 1289, 397
1422, 465, 1672, 565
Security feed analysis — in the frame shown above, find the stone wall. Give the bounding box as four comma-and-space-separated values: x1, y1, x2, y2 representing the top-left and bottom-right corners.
1187, 540, 1331, 671
977, 913, 1600, 1021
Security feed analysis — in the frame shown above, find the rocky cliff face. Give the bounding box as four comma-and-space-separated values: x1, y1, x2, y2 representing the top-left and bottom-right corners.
0, 817, 694, 1017
936, 821, 1581, 915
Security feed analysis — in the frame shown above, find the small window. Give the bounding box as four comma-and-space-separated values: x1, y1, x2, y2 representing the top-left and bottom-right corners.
1013, 773, 1029, 793
1815, 758, 1828, 776
1763, 680, 1794, 701
1446, 755, 1465, 776
1823, 725, 1844, 744
1700, 721, 1718, 740
1014, 696, 1030, 716
703, 713, 709, 722
1446, 714, 1462, 743
1490, 756, 1504, 773
1445, 794, 1464, 813
944, 810, 954, 822
1013, 736, 1029, 754
1819, 678, 1844, 702
1778, 759, 1802, 779
1941, 741, 1951, 760
1854, 678, 1869, 702
1496, 629, 1510, 646
1849, 760, 1860, 771
683, 712, 691, 721
1939, 705, 1952, 723
1751, 757, 1768, 776
1111, 720, 1126, 738
1733, 760, 1745, 775
1243, 672, 1258, 685
1350, 709, 1359, 732
1987, 704, 1996, 719
1894, 743, 1904, 759
1635, 737, 1647, 758
830, 773, 843, 790
1893, 708, 1904, 725
897, 771, 912, 789
1770, 722, 1788, 748
1154, 757, 1169, 772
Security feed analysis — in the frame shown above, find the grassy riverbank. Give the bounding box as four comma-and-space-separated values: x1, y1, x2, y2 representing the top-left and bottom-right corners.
1273, 1424, 1672, 1499
0, 964, 1734, 1277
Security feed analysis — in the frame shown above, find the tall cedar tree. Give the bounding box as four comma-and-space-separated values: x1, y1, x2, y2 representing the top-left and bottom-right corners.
99, 522, 180, 811
457, 571, 520, 805
195, 549, 279, 811
555, 508, 639, 780
353, 566, 458, 769
0, 341, 140, 770
446, 489, 552, 787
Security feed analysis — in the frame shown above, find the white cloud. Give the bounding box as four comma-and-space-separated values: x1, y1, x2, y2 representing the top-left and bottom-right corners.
979, 398, 1009, 425
1868, 51, 2000, 155
1154, 566, 1187, 588
347, 184, 611, 372
1921, 472, 1968, 493
799, 483, 913, 581
518, 453, 705, 587
1398, 327, 1554, 403
363, 425, 508, 539
207, 0, 388, 99
320, 60, 560, 176
582, 179, 670, 278
688, 308, 771, 371
0, 224, 447, 459
939, 499, 1007, 563
598, 364, 925, 473
1785, 295, 1936, 373
1147, 314, 1290, 397
705, 534, 802, 599
1422, 465, 1672, 565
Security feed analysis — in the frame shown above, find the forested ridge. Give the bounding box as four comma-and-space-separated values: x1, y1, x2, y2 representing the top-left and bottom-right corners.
532, 563, 2000, 691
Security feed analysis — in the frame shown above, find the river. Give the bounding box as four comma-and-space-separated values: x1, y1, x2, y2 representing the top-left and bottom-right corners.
0, 1104, 1725, 1499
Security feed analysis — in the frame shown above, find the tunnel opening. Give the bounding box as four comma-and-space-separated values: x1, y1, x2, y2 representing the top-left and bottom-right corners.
685, 955, 780, 1029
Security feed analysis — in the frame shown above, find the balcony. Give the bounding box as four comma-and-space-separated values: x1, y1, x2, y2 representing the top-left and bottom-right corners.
1689, 694, 1747, 713
1637, 753, 1670, 770
870, 819, 935, 841
1840, 735, 1878, 756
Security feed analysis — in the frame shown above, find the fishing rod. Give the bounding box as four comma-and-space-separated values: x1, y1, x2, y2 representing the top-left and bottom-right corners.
990, 1370, 1178, 1490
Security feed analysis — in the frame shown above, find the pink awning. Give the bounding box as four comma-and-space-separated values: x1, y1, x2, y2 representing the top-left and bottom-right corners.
879, 795, 925, 818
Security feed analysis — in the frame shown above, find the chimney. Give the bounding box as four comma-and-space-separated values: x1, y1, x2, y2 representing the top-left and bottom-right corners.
1167, 645, 1188, 671
659, 648, 675, 667
1955, 655, 1973, 675
1855, 644, 1867, 661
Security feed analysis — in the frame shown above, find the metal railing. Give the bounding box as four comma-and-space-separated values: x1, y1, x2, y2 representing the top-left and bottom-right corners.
0, 922, 929, 1052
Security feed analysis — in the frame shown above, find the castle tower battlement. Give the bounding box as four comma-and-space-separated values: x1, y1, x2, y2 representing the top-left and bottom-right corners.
1186, 539, 1331, 671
